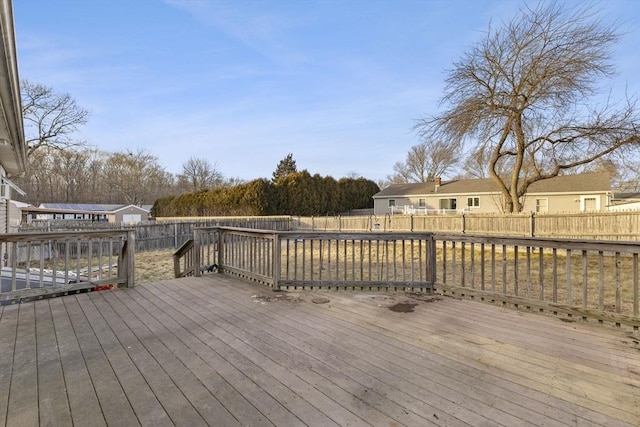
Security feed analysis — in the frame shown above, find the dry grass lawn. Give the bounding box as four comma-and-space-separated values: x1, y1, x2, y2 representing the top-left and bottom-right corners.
135, 249, 176, 284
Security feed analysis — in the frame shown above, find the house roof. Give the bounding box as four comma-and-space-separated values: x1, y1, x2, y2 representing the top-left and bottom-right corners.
373, 172, 611, 198
0, 0, 27, 176
37, 203, 150, 214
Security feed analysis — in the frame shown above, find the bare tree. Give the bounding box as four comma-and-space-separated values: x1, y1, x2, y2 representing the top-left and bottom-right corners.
21, 80, 90, 157
103, 149, 171, 205
178, 156, 223, 191
53, 149, 91, 203
415, 2, 639, 212
388, 140, 460, 183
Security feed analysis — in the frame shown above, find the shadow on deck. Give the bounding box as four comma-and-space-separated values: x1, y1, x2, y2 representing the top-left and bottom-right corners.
1, 274, 639, 426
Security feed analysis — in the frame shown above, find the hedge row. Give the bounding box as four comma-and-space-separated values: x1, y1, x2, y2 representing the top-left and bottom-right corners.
151, 171, 380, 217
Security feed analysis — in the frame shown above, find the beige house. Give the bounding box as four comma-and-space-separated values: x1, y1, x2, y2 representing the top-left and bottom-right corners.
17, 203, 152, 226
373, 172, 612, 215
0, 0, 27, 234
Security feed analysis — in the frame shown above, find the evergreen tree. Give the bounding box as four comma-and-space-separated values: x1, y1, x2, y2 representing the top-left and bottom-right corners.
272, 153, 297, 182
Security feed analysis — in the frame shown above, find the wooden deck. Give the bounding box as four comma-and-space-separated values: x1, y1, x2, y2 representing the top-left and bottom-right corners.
1, 275, 639, 427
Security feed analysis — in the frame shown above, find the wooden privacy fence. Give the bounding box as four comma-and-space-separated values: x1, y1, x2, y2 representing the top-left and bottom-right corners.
294, 211, 640, 240
174, 227, 436, 291
0, 230, 135, 304
21, 216, 292, 252
175, 227, 640, 329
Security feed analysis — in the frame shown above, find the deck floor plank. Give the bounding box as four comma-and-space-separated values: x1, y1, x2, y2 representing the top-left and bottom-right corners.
34, 301, 72, 427
92, 292, 208, 426
6, 304, 38, 427
1, 274, 638, 427
106, 289, 248, 427
79, 294, 173, 427
0, 305, 19, 426
48, 297, 106, 427
61, 296, 139, 426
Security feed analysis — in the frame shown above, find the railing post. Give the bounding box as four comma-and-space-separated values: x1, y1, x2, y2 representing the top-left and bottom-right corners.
217, 228, 224, 271
429, 233, 437, 290
119, 230, 135, 288
272, 232, 280, 290
194, 229, 202, 277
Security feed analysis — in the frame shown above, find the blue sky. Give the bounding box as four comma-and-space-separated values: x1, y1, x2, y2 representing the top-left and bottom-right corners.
13, 0, 640, 183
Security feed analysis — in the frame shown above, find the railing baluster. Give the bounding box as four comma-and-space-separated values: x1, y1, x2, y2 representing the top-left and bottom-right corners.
491, 244, 496, 292
634, 253, 638, 318
538, 247, 544, 301
514, 245, 519, 297
598, 250, 604, 311
582, 250, 588, 309
470, 242, 475, 289
615, 252, 621, 314
480, 243, 485, 291
526, 246, 531, 299
566, 249, 572, 306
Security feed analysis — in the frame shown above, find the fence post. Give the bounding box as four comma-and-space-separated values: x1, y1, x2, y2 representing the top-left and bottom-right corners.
461, 212, 466, 234
174, 222, 178, 248
530, 212, 535, 237
194, 229, 202, 277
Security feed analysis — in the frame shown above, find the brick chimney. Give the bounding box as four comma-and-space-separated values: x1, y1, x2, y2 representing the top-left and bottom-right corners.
434, 177, 441, 192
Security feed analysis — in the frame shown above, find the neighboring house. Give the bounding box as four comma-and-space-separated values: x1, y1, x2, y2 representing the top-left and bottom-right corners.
19, 203, 151, 225
0, 0, 27, 234
607, 193, 640, 211
372, 172, 612, 215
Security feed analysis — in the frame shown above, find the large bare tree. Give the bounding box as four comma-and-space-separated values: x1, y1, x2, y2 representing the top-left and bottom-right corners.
178, 156, 223, 191
21, 80, 91, 157
388, 139, 460, 184
415, 2, 639, 212
103, 149, 171, 205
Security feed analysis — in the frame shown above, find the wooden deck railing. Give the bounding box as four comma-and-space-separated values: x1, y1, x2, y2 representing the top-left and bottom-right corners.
174, 227, 436, 291
434, 234, 640, 329
174, 227, 640, 329
1, 230, 135, 304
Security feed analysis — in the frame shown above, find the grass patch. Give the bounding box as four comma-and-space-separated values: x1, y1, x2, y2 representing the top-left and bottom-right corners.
135, 249, 176, 284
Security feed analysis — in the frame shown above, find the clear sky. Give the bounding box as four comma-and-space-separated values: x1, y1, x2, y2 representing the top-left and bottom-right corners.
12, 0, 640, 183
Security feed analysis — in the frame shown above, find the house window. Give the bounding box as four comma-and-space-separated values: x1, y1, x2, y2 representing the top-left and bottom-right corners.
536, 198, 548, 213
418, 199, 426, 208
388, 199, 396, 207
467, 197, 480, 208
439, 198, 457, 210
